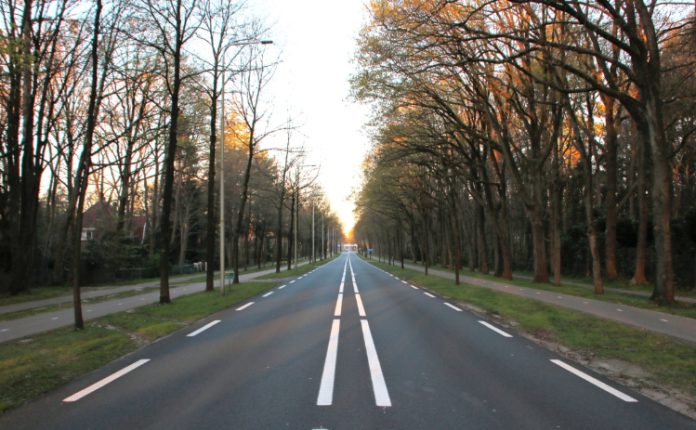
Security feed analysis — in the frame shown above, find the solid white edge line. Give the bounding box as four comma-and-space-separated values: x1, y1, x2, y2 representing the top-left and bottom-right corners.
444, 302, 462, 312
355, 293, 367, 317
262, 291, 274, 298
334, 293, 343, 317
423, 292, 436, 298
236, 302, 255, 311
478, 320, 513, 338
186, 320, 221, 337
317, 319, 341, 406
360, 320, 392, 407
63, 359, 150, 402
550, 359, 638, 402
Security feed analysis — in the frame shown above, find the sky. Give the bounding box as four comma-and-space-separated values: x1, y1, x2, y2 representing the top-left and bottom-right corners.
248, 0, 372, 236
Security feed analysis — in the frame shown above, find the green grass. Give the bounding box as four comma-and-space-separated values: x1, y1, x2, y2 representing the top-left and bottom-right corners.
396, 261, 696, 319
0, 281, 275, 413
372, 261, 696, 398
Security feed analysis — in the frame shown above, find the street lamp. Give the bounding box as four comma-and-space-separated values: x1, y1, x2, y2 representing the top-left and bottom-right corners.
220, 39, 272, 294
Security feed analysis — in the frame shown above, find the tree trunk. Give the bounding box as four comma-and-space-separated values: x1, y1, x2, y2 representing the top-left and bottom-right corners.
529, 207, 549, 283
158, 0, 186, 304
205, 70, 218, 292
232, 135, 255, 284
603, 96, 619, 280
10, 0, 37, 295
475, 202, 488, 274
71, 0, 103, 329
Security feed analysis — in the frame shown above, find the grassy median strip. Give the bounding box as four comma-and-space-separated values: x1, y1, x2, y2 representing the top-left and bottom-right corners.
0, 281, 274, 414
373, 261, 696, 401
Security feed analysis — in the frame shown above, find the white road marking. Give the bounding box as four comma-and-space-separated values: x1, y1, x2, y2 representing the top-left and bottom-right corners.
360, 320, 392, 407
187, 320, 221, 337
63, 359, 150, 402
551, 359, 638, 402
401, 280, 407, 285
410, 285, 419, 290
289, 280, 296, 284
334, 293, 343, 317
444, 302, 462, 312
262, 291, 274, 298
0, 328, 9, 332
583, 301, 589, 305
478, 320, 513, 338
51, 317, 59, 320
317, 319, 341, 406
660, 318, 668, 323
355, 294, 367, 317
278, 285, 287, 290
235, 302, 255, 311
423, 292, 436, 298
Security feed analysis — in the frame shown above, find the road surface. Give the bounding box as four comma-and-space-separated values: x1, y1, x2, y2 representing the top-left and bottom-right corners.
1, 253, 693, 429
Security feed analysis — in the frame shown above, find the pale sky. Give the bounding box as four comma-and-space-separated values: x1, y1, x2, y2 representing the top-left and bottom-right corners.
248, 0, 371, 236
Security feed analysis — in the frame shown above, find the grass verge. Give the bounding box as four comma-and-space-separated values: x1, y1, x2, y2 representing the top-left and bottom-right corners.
397, 261, 696, 319
0, 281, 274, 414
371, 261, 696, 415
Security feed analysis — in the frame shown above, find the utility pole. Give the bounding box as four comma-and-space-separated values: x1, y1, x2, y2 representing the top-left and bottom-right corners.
294, 187, 298, 266
219, 63, 225, 295
311, 201, 315, 263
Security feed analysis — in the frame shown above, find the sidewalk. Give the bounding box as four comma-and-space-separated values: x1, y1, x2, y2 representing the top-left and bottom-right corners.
0, 273, 203, 315
0, 263, 306, 343
395, 261, 696, 345
514, 273, 696, 304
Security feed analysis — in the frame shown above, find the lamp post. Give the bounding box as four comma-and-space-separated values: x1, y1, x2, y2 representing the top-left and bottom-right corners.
219, 39, 272, 294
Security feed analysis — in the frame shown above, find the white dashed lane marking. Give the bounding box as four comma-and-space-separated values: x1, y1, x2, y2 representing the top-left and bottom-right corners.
235, 302, 255, 311
444, 302, 462, 312
187, 320, 221, 337
551, 359, 638, 403
63, 359, 150, 403
478, 320, 513, 338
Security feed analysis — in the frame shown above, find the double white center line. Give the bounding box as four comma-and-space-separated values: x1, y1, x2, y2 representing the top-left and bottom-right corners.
317, 255, 392, 407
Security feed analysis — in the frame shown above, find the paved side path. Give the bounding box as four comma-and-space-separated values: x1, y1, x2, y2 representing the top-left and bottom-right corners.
0, 274, 204, 315
396, 262, 696, 345
514, 274, 696, 304
0, 263, 307, 343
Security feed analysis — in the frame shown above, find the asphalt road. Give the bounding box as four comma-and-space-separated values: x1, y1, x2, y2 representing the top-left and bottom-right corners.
2, 253, 694, 429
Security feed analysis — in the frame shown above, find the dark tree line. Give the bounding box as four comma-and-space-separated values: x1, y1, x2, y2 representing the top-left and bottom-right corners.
352, 0, 696, 304
0, 0, 342, 328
